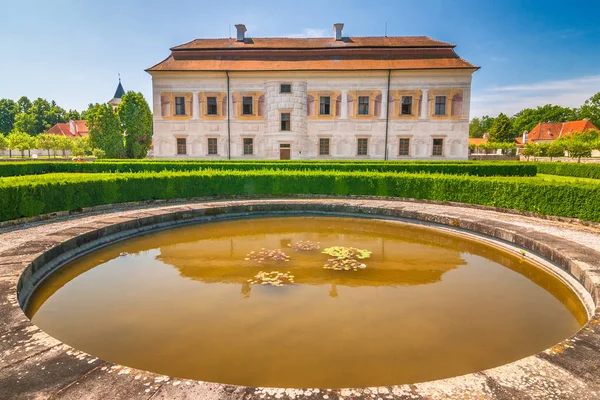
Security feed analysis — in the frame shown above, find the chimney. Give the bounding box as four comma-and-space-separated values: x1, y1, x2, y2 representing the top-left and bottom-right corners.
235, 24, 247, 42
69, 120, 76, 136
522, 130, 528, 144
333, 23, 344, 41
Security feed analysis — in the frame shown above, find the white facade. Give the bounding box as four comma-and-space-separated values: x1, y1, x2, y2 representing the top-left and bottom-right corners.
150, 70, 473, 160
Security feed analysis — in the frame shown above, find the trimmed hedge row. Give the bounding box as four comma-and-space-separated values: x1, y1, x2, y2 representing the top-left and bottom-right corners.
0, 161, 537, 177
535, 162, 600, 179
1, 170, 598, 222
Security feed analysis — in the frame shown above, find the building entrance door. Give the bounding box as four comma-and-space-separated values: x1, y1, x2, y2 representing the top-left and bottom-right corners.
280, 144, 291, 160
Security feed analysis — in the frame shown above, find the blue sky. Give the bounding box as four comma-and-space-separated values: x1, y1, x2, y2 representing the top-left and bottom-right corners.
1, 0, 599, 118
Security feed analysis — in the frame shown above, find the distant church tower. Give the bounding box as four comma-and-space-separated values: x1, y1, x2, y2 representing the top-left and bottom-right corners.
108, 76, 125, 110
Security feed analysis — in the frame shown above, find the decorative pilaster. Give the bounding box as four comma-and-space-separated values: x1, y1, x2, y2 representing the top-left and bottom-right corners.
380, 88, 389, 120
192, 92, 200, 119
420, 89, 428, 119
341, 90, 348, 119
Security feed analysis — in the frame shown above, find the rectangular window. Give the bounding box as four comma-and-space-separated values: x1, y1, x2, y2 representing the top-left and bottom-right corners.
401, 96, 413, 115
242, 96, 253, 115
358, 96, 369, 115
399, 138, 410, 156
175, 97, 186, 116
281, 112, 291, 131
176, 138, 187, 155
319, 138, 330, 156
319, 96, 331, 115
207, 138, 218, 155
206, 97, 218, 115
280, 84, 291, 93
432, 138, 444, 156
243, 138, 254, 155
434, 96, 446, 116
357, 138, 369, 156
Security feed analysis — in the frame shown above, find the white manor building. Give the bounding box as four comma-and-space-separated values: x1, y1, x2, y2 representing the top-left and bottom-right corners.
147, 24, 478, 160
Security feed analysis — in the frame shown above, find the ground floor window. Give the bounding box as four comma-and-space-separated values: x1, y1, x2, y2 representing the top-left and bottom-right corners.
176, 138, 187, 155
243, 138, 254, 155
207, 138, 218, 155
432, 138, 444, 156
357, 138, 369, 156
398, 138, 410, 156
319, 138, 330, 155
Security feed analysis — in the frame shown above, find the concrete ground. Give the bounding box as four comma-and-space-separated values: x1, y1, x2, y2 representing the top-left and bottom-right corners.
1, 198, 599, 400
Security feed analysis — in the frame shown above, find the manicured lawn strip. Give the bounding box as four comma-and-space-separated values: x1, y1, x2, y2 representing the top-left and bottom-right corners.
0, 161, 536, 177
534, 162, 600, 179
0, 170, 597, 222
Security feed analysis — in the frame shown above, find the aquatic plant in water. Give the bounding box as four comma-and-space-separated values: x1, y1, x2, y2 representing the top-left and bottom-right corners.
245, 249, 290, 263
287, 240, 321, 251
322, 246, 371, 271
248, 271, 295, 286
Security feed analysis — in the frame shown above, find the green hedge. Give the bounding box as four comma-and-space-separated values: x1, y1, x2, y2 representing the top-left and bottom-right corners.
536, 162, 600, 179
1, 170, 598, 222
0, 161, 536, 177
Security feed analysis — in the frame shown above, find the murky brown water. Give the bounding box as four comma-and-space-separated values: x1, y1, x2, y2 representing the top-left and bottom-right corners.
27, 216, 587, 388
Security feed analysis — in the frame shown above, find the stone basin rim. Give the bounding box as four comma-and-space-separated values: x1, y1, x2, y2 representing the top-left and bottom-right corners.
3, 198, 600, 399
17, 209, 596, 320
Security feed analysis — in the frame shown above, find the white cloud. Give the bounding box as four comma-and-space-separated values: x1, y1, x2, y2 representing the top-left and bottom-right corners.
471, 75, 600, 117
286, 28, 328, 38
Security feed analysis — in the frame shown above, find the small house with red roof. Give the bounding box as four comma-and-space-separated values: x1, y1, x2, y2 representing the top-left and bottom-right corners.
46, 120, 89, 139
522, 120, 598, 144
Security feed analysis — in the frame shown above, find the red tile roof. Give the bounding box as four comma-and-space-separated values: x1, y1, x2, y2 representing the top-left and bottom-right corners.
527, 120, 598, 142
147, 36, 478, 72
171, 36, 457, 50
45, 120, 88, 138
469, 138, 488, 146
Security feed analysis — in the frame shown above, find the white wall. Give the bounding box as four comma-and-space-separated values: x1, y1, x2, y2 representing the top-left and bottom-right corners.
150, 70, 473, 160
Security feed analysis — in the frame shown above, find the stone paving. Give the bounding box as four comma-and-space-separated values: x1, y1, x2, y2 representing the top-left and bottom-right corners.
1, 198, 599, 399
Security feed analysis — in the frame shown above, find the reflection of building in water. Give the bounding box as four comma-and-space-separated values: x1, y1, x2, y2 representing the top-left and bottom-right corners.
241, 281, 251, 298
329, 284, 338, 298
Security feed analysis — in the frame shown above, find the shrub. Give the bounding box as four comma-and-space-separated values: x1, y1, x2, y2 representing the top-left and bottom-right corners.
0, 161, 537, 178
536, 162, 600, 179
0, 170, 598, 222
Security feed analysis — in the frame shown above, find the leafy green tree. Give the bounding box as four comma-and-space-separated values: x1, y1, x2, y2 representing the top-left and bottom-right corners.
578, 92, 600, 129
86, 103, 125, 158
480, 116, 495, 134
0, 133, 7, 155
7, 130, 33, 157
55, 136, 72, 157
64, 109, 81, 120
536, 142, 550, 157
13, 112, 37, 136
0, 99, 18, 134
565, 139, 592, 162
488, 113, 514, 142
512, 105, 577, 138
117, 91, 153, 158
469, 117, 484, 138
522, 143, 537, 160
92, 148, 106, 159
546, 141, 566, 160
17, 96, 32, 113
37, 134, 58, 157
71, 137, 91, 157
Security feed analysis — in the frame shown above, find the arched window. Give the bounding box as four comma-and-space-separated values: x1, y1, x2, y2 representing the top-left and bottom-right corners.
160, 95, 170, 116
258, 95, 265, 116
222, 96, 228, 116
451, 93, 463, 117
347, 95, 354, 117
374, 94, 382, 117
307, 95, 315, 116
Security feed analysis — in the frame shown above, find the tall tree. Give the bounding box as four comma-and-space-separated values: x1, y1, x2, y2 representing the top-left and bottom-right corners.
488, 113, 514, 143
480, 115, 495, 133
117, 91, 153, 158
578, 92, 600, 129
13, 112, 37, 136
86, 103, 125, 158
469, 117, 484, 138
0, 99, 18, 134
64, 109, 81, 121
17, 96, 32, 113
